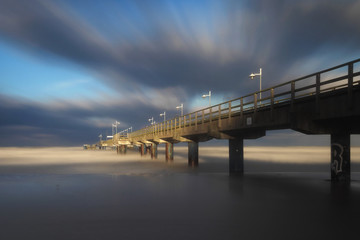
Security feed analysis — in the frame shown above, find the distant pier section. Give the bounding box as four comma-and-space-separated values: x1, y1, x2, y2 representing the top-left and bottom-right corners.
87, 58, 360, 182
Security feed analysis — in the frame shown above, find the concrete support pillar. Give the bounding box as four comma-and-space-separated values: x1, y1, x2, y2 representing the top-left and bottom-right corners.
331, 133, 350, 182
165, 143, 174, 162
229, 138, 244, 175
118, 145, 127, 154
151, 143, 158, 159
123, 145, 127, 154
145, 144, 149, 155
188, 142, 199, 167
140, 144, 145, 156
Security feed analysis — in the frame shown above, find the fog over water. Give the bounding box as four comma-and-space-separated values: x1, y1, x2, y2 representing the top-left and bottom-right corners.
1, 146, 360, 240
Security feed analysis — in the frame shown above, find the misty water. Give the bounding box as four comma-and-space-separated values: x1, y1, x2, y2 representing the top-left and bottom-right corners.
1, 146, 360, 240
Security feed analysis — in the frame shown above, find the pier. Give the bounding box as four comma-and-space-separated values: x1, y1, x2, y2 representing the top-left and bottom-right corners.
92, 59, 360, 181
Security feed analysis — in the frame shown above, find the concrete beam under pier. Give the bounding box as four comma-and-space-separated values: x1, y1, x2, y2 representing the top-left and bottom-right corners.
188, 142, 199, 167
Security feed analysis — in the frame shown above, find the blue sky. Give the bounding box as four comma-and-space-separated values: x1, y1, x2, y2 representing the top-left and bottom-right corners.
0, 0, 360, 146
0, 41, 118, 100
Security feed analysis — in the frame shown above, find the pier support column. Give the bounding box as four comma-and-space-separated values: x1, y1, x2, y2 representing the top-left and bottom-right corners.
165, 143, 174, 162
188, 142, 199, 167
229, 139, 244, 175
119, 145, 127, 154
140, 144, 146, 156
331, 133, 350, 182
151, 143, 158, 159
144, 143, 148, 155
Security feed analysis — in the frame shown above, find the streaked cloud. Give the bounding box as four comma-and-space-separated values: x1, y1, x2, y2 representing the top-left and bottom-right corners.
0, 0, 360, 145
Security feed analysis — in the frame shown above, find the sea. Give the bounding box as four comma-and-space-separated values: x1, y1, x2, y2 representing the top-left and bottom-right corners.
0, 146, 359, 240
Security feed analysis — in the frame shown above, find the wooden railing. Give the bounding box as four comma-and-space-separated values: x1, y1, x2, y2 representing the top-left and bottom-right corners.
129, 58, 360, 140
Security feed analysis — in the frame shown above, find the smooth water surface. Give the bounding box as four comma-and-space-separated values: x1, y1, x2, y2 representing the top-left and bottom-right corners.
0, 147, 360, 240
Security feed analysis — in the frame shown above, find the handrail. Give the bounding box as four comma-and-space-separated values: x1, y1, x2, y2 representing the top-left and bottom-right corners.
129, 58, 360, 139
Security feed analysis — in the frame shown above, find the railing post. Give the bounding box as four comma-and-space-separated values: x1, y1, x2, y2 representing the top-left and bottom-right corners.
316, 73, 320, 113
202, 110, 204, 124
195, 112, 198, 130
175, 118, 177, 131
240, 97, 243, 119
218, 105, 221, 127
228, 101, 232, 121
210, 107, 212, 124
171, 120, 173, 134
348, 62, 354, 109
254, 93, 257, 111
291, 81, 295, 112
189, 113, 192, 127
271, 88, 274, 121
183, 115, 186, 128
254, 93, 257, 123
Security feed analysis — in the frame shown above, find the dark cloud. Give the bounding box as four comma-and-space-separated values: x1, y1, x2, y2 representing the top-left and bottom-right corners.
0, 94, 185, 146
1, 0, 360, 145
0, 0, 358, 92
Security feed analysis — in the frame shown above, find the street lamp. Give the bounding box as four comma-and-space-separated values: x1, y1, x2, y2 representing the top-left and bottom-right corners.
111, 124, 116, 135
115, 121, 120, 134
176, 103, 183, 116
160, 112, 166, 122
249, 68, 262, 103
148, 117, 154, 125
98, 134, 103, 142
128, 127, 133, 132
202, 90, 211, 106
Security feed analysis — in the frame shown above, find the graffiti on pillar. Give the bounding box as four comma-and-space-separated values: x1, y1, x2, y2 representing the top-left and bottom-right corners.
331, 143, 344, 175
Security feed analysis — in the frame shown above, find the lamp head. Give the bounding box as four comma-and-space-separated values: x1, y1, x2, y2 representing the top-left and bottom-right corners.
202, 95, 207, 98
249, 73, 255, 79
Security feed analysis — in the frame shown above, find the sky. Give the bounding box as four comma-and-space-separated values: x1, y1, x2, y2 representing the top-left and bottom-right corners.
0, 0, 360, 146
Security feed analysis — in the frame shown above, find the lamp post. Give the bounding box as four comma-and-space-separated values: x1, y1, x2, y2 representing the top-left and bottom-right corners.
160, 112, 166, 122
202, 91, 211, 106
98, 134, 103, 143
176, 103, 183, 116
249, 68, 262, 103
148, 117, 154, 125
111, 124, 116, 135
114, 121, 120, 134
